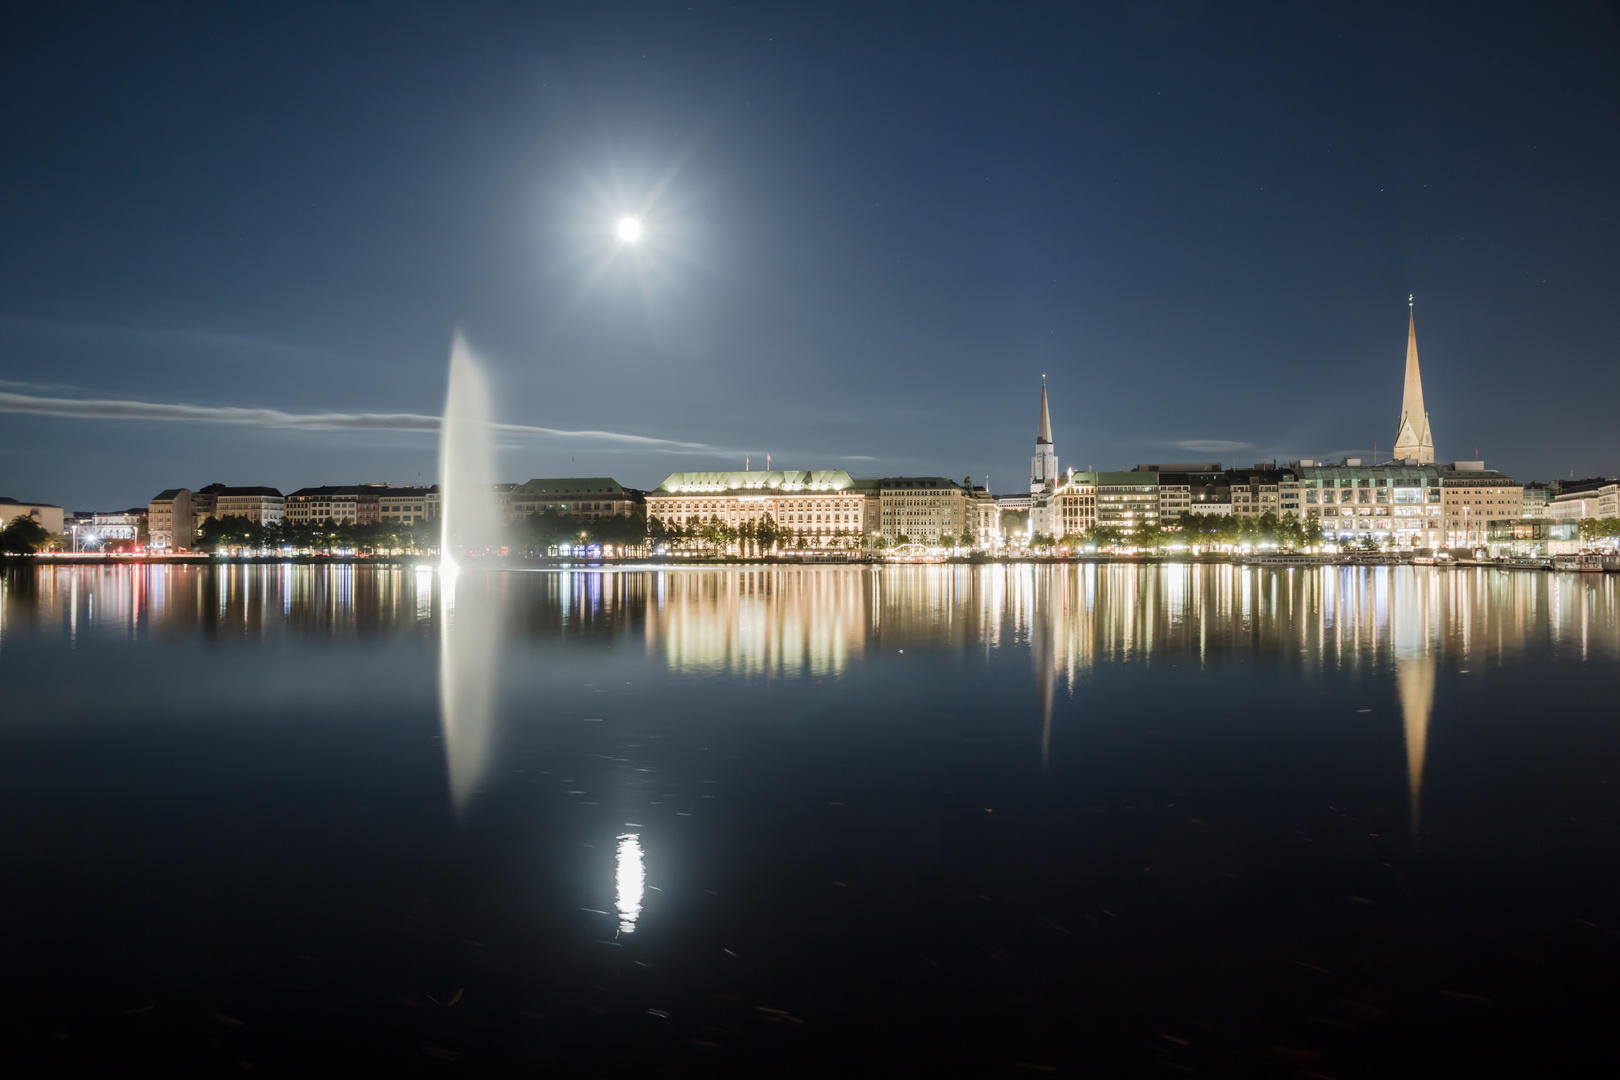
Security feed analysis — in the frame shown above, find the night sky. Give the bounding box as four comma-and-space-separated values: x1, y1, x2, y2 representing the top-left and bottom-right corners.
2, 1, 1617, 510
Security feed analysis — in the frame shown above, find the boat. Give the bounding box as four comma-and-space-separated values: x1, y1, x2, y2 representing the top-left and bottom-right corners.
1553, 554, 1605, 572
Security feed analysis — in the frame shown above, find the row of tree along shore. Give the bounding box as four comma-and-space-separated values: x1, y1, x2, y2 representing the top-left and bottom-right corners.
11, 506, 1620, 558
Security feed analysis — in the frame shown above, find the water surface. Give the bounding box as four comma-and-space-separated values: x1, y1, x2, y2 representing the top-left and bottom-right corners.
3, 563, 1619, 1075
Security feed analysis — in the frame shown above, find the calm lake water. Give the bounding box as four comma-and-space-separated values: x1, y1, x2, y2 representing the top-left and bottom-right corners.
3, 562, 1620, 1076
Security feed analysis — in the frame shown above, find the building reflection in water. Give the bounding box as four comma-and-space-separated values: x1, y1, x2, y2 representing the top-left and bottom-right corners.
1392, 570, 1438, 838
5, 564, 1620, 793
616, 833, 644, 935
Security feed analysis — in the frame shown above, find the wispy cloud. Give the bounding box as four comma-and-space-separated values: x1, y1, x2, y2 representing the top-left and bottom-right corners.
1175, 439, 1254, 453
0, 391, 714, 451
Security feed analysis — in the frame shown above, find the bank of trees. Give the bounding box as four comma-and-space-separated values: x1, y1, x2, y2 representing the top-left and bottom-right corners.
1579, 517, 1620, 542
1045, 511, 1318, 553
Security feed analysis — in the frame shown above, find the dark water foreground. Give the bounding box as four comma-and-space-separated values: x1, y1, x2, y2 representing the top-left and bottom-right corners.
2, 563, 1618, 1077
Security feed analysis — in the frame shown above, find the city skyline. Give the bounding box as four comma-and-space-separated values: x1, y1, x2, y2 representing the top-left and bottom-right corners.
3, 4, 1618, 509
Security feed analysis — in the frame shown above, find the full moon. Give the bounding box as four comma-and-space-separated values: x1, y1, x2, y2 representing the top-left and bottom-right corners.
616, 217, 643, 244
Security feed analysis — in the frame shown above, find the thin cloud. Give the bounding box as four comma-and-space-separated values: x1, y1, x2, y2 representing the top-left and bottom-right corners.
0, 391, 713, 451
1175, 439, 1254, 453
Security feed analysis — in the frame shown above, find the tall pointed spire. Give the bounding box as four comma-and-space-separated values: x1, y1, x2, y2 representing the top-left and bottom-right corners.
1030, 375, 1058, 493
1037, 374, 1053, 447
1392, 296, 1434, 463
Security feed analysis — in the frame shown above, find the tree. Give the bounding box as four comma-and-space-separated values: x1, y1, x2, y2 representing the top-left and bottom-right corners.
1086, 524, 1124, 550
0, 514, 52, 553
894, 532, 913, 546
958, 526, 975, 549
1030, 531, 1057, 550
1134, 520, 1164, 550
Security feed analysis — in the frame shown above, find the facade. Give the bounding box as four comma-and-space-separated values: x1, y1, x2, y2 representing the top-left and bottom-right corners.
284, 484, 401, 525
379, 487, 439, 525
1440, 464, 1522, 548
1547, 479, 1620, 525
1521, 482, 1551, 519
1299, 463, 1444, 546
1030, 469, 1097, 540
1226, 467, 1293, 519
1094, 472, 1160, 534
147, 489, 193, 550
190, 488, 218, 529
646, 470, 880, 549
213, 487, 284, 525
0, 497, 65, 535
1392, 300, 1436, 463
285, 486, 361, 525
509, 478, 642, 520
1030, 377, 1059, 493
971, 485, 1001, 547
1296, 461, 1518, 548
78, 510, 145, 549
880, 477, 974, 545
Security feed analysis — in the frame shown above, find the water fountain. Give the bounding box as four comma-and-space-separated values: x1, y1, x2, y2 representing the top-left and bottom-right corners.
438, 332, 503, 813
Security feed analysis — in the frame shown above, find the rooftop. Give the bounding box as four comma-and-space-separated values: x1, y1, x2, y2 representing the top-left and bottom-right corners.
656, 470, 874, 493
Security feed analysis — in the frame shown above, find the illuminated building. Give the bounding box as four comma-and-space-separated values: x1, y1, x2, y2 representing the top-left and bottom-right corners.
880, 477, 975, 545
212, 487, 284, 525
1521, 482, 1551, 519
1547, 478, 1620, 525
1300, 463, 1442, 545
509, 478, 643, 520
646, 470, 881, 549
147, 489, 193, 549
1392, 299, 1436, 463
1094, 472, 1160, 534
1030, 468, 1096, 540
378, 486, 439, 525
1439, 464, 1522, 548
1298, 461, 1518, 547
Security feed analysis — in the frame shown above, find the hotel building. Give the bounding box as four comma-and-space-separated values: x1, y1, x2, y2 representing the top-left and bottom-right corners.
646, 470, 881, 547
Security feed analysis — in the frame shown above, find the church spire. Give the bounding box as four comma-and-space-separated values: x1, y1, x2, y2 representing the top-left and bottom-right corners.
1392, 297, 1434, 463
1037, 374, 1053, 446
1030, 375, 1058, 493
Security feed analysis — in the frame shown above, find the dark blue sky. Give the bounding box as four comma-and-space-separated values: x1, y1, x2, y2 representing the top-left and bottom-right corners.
2, 1, 1617, 509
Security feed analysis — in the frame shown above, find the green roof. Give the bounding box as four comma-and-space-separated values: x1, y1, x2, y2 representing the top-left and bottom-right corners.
656, 470, 873, 493
1095, 471, 1158, 487
514, 477, 628, 496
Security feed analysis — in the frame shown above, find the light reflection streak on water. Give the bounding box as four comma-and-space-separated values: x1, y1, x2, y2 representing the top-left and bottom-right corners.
4, 563, 1619, 674
615, 833, 644, 935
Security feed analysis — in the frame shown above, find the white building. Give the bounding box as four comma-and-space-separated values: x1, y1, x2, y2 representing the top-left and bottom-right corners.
1547, 479, 1620, 525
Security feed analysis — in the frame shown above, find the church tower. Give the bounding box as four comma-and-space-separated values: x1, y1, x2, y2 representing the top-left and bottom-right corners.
1392, 297, 1434, 463
1030, 376, 1059, 492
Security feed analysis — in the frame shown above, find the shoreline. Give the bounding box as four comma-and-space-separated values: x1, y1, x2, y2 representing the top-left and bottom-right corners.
2, 552, 1578, 571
